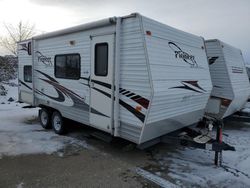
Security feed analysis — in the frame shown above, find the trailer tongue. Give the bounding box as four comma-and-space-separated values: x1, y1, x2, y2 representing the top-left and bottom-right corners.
138, 117, 235, 166
164, 120, 235, 166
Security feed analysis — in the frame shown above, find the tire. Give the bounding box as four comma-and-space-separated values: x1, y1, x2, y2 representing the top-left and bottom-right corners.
51, 111, 66, 135
39, 108, 51, 129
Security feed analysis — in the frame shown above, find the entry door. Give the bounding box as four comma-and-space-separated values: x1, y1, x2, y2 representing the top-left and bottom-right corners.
90, 34, 114, 133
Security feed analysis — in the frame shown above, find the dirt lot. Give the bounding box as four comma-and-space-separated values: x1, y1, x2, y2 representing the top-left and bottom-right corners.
0, 147, 147, 187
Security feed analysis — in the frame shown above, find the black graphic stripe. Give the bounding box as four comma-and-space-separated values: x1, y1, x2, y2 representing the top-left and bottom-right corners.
80, 77, 89, 81
90, 108, 109, 117
38, 79, 65, 102
121, 90, 128, 94
88, 88, 109, 117
119, 89, 126, 93
80, 82, 90, 87
193, 84, 206, 92
93, 87, 111, 98
37, 71, 107, 117
119, 89, 150, 109
131, 95, 141, 100
214, 85, 222, 88
78, 76, 149, 120
123, 91, 130, 95
208, 56, 219, 65
80, 77, 111, 89
39, 76, 84, 100
93, 87, 146, 122
38, 71, 148, 121
80, 77, 150, 109
119, 100, 145, 123
39, 78, 88, 110
182, 81, 206, 92
170, 80, 206, 94
19, 80, 32, 90
126, 93, 135, 97
35, 89, 44, 95
92, 80, 111, 89
171, 85, 203, 93
36, 70, 58, 83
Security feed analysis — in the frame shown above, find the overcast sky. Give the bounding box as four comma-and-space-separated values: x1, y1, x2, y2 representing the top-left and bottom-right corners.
0, 0, 249, 63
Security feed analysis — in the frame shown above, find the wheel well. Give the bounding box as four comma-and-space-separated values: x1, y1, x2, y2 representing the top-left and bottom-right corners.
38, 105, 56, 114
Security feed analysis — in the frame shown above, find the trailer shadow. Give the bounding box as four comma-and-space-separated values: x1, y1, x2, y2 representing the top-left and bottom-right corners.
59, 118, 191, 186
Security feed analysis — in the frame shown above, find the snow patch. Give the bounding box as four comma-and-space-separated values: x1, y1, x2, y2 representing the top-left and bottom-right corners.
136, 167, 177, 188
16, 182, 24, 188
0, 83, 91, 158
150, 122, 250, 187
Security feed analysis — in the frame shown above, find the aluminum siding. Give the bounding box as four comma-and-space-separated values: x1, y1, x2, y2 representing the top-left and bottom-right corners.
118, 16, 151, 143
205, 40, 233, 100
205, 40, 250, 118
140, 16, 212, 143
221, 41, 250, 117
33, 26, 115, 125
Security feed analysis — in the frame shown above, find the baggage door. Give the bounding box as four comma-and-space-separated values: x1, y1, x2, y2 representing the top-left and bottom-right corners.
90, 34, 114, 133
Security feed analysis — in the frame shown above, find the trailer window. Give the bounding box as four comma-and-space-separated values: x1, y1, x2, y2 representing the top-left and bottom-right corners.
23, 65, 32, 83
28, 42, 32, 55
55, 54, 80, 80
95, 43, 108, 76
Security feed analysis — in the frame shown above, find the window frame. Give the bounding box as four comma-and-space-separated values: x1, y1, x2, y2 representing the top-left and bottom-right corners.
23, 65, 32, 83
54, 53, 81, 80
94, 42, 109, 77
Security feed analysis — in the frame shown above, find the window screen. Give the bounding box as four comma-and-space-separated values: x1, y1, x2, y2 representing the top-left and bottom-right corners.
24, 65, 32, 83
55, 54, 80, 80
95, 43, 108, 76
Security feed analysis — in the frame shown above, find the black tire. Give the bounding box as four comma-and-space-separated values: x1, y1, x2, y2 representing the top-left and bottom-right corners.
51, 111, 66, 135
39, 108, 51, 129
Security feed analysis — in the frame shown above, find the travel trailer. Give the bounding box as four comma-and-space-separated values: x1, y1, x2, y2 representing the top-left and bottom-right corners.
18, 13, 213, 146
205, 39, 250, 119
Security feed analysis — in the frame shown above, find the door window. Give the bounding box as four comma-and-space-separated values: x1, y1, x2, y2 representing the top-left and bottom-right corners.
24, 65, 32, 82
95, 43, 108, 76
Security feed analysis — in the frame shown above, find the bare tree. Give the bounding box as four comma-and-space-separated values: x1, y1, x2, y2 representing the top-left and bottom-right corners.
0, 21, 36, 56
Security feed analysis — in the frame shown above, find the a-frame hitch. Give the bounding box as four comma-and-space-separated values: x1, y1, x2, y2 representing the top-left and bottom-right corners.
160, 118, 235, 166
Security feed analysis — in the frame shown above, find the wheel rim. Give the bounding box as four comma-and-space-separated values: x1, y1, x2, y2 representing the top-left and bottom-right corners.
41, 111, 48, 125
53, 115, 61, 131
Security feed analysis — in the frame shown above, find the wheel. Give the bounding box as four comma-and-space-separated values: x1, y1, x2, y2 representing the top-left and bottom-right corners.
39, 108, 51, 129
51, 111, 66, 135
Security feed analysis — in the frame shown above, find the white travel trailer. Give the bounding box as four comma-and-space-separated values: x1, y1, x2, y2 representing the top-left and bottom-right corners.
205, 39, 250, 119
18, 13, 212, 145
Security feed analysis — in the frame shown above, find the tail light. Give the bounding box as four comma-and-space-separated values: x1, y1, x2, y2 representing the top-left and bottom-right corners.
221, 98, 231, 107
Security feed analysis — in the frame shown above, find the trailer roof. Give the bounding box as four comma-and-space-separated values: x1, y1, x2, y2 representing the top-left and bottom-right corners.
31, 13, 138, 41
32, 17, 116, 40
205, 39, 242, 53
